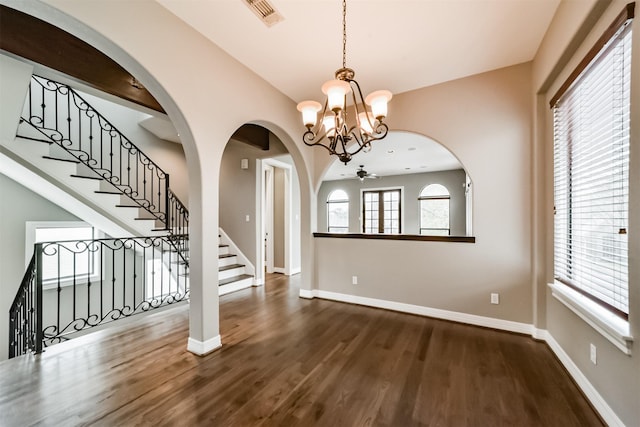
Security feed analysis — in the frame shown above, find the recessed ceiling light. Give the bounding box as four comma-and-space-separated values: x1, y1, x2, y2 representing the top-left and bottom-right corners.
405, 167, 411, 170
408, 147, 417, 151
420, 165, 427, 168
387, 150, 395, 154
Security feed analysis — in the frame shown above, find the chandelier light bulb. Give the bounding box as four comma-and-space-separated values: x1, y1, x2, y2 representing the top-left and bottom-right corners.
323, 114, 337, 138
358, 112, 374, 134
322, 80, 352, 112
297, 100, 322, 128
365, 90, 392, 120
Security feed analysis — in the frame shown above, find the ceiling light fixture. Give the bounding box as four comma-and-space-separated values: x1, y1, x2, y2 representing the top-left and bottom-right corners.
296, 0, 392, 165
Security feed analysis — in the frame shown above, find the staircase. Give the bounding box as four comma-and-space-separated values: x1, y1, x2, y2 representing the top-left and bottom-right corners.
218, 243, 253, 295
3, 138, 165, 237
5, 73, 253, 358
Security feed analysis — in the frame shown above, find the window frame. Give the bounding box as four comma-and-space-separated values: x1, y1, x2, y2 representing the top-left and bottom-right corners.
360, 187, 403, 234
25, 221, 103, 290
419, 184, 451, 236
326, 189, 350, 233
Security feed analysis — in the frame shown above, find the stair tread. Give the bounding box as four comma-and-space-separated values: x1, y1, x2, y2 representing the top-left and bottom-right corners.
42, 155, 80, 164
70, 174, 102, 180
219, 274, 253, 286
219, 244, 229, 247
219, 254, 235, 259
219, 263, 245, 272
95, 190, 122, 195
116, 204, 140, 208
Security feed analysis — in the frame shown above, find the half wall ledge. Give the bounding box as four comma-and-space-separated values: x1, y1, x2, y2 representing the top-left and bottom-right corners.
313, 233, 475, 243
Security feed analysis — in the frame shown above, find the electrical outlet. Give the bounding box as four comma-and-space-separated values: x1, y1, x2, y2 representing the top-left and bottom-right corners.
245, 214, 250, 222
352, 276, 358, 285
491, 293, 499, 304
590, 343, 597, 365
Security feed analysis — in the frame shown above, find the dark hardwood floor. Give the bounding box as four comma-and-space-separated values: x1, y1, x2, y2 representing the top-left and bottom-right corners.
0, 274, 604, 426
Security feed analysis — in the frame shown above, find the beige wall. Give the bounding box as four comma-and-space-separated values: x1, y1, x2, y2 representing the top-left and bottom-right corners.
314, 62, 533, 324
219, 136, 288, 266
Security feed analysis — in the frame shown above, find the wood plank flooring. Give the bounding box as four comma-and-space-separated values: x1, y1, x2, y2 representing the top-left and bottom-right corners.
0, 274, 604, 426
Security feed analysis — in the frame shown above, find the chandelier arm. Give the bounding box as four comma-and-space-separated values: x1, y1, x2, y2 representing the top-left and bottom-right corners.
302, 130, 336, 154
372, 121, 389, 138
343, 131, 371, 158
348, 78, 369, 115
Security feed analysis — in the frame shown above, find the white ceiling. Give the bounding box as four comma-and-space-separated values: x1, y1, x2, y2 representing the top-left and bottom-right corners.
158, 0, 560, 103
157, 0, 560, 177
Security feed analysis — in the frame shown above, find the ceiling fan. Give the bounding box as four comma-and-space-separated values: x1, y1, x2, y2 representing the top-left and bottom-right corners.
356, 165, 379, 181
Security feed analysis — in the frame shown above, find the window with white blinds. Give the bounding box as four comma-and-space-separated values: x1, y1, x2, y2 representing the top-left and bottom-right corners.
552, 19, 632, 319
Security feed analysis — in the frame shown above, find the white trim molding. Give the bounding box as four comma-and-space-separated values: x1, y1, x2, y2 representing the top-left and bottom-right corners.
187, 335, 221, 356
309, 289, 532, 335
549, 282, 632, 355
545, 332, 626, 427
298, 289, 318, 299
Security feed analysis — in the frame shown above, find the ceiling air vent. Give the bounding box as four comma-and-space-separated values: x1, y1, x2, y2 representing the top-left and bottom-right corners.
243, 0, 284, 27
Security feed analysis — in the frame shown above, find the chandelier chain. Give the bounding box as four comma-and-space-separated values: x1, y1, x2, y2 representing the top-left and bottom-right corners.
342, 0, 347, 68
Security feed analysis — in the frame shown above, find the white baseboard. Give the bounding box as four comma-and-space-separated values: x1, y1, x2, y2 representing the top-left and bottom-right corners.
312, 289, 532, 335
298, 289, 317, 299
273, 267, 286, 274
290, 267, 301, 275
253, 277, 264, 286
187, 335, 221, 356
531, 327, 548, 341
299, 288, 623, 426
545, 332, 624, 427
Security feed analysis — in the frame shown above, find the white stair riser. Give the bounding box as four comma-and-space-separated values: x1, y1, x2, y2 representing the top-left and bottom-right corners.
218, 246, 229, 256
219, 266, 245, 280
218, 256, 237, 268
219, 277, 253, 296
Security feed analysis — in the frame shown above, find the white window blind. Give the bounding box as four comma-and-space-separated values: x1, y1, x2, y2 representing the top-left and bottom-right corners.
553, 22, 632, 318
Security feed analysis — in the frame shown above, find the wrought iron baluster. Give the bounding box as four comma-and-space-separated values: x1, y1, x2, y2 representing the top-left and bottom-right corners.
34, 244, 43, 354
100, 242, 104, 321
72, 251, 77, 323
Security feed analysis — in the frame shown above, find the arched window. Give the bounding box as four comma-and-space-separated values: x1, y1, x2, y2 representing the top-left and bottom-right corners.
327, 189, 349, 233
419, 184, 450, 235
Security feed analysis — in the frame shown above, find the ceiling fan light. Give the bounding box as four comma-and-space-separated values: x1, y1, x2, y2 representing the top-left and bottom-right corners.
322, 79, 351, 112
365, 90, 392, 120
297, 100, 322, 128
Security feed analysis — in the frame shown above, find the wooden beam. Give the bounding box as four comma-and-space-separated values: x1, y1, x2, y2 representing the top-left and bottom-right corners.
230, 124, 270, 151
0, 5, 165, 113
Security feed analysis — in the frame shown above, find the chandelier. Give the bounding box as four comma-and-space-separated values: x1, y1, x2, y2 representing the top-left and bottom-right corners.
296, 0, 392, 164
